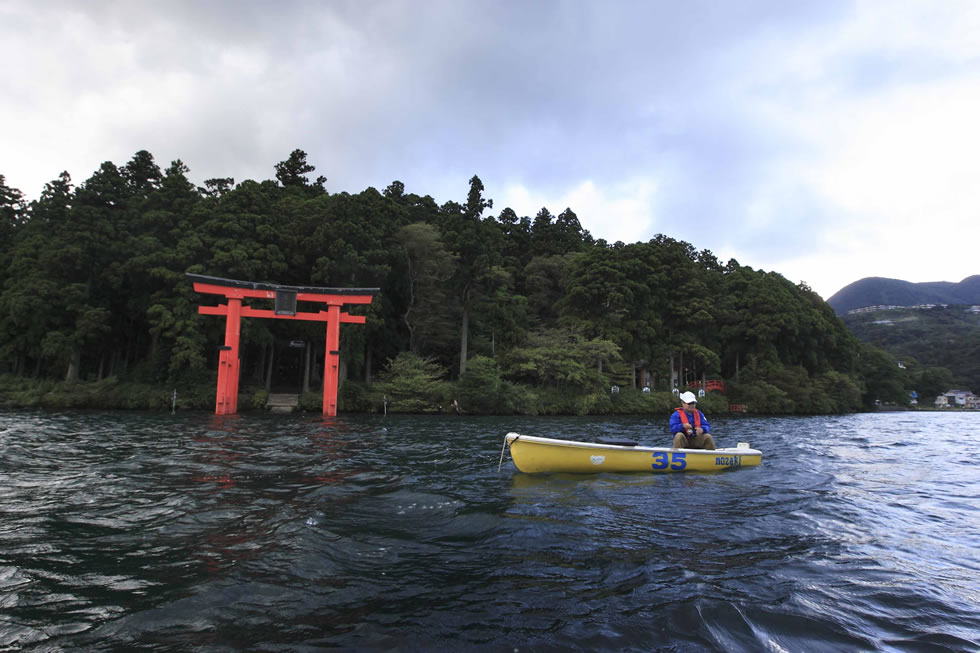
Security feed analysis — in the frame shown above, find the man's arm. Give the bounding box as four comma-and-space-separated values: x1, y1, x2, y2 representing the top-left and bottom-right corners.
699, 410, 711, 433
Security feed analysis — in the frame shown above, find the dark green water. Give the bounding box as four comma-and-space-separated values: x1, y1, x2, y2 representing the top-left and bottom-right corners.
1, 410, 978, 651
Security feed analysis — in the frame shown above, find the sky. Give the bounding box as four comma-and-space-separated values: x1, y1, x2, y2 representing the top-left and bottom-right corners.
2, 0, 979, 300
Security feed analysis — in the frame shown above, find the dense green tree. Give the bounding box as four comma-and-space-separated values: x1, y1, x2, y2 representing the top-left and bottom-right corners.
643, 235, 712, 385
915, 366, 954, 403
136, 159, 207, 381
201, 179, 287, 281
857, 344, 910, 407
500, 328, 621, 389
469, 266, 529, 356
0, 175, 26, 311
439, 175, 497, 376
815, 370, 863, 413
1, 173, 75, 377
121, 149, 163, 196
495, 207, 533, 273
456, 355, 504, 413
0, 148, 914, 414
0, 175, 29, 374
553, 207, 591, 253
557, 244, 659, 374
378, 351, 451, 413
275, 149, 326, 191
395, 222, 456, 356
530, 207, 557, 257
524, 254, 572, 327
199, 177, 235, 198
0, 175, 26, 248
308, 188, 399, 287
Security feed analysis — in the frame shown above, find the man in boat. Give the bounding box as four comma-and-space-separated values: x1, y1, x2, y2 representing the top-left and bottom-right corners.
670, 391, 716, 450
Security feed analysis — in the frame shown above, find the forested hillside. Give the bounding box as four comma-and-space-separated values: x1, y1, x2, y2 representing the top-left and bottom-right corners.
843, 306, 980, 397
0, 150, 913, 413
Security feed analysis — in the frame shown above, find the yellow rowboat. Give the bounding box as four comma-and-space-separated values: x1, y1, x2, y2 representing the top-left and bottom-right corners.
502, 433, 762, 474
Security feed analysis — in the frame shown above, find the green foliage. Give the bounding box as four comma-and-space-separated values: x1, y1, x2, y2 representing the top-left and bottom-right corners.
0, 149, 906, 414
0, 374, 213, 410
396, 222, 457, 356
454, 355, 532, 414
524, 254, 571, 326
337, 381, 376, 413
250, 389, 270, 410
844, 305, 980, 393
857, 344, 911, 407
688, 391, 729, 416
765, 366, 823, 413
725, 365, 861, 414
815, 370, 863, 413
500, 329, 621, 389
173, 382, 215, 410
275, 149, 325, 190
608, 389, 675, 414
915, 366, 954, 402
455, 355, 502, 414
728, 380, 795, 414
378, 352, 452, 413
526, 386, 586, 415
291, 390, 322, 412
575, 391, 613, 416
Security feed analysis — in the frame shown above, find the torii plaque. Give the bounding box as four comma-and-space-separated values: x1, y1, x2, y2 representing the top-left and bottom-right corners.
188, 273, 377, 416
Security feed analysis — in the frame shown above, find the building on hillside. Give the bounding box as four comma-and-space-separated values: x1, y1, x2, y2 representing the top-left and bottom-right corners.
938, 390, 978, 408
847, 303, 948, 315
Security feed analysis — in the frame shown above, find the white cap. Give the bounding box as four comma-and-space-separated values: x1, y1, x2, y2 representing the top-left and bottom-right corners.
679, 391, 697, 404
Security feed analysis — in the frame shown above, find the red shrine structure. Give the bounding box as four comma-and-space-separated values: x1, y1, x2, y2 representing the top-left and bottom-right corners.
188, 274, 378, 416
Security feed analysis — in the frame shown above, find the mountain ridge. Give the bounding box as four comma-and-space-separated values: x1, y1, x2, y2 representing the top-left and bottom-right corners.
827, 275, 980, 315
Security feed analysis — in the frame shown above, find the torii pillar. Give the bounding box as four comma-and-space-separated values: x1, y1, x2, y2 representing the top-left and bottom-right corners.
188, 274, 377, 416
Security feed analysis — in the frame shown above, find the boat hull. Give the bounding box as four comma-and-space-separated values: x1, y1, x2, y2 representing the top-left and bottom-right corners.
505, 433, 761, 474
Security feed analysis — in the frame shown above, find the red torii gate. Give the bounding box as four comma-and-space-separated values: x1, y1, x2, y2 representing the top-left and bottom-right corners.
188, 273, 377, 416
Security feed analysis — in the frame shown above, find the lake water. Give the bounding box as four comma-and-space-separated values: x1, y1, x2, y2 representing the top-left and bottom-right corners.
1, 410, 978, 651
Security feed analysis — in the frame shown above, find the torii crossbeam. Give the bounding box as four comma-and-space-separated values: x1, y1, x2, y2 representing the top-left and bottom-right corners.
188, 273, 378, 416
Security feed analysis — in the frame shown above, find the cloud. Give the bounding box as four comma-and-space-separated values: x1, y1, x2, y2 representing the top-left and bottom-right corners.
2, 0, 979, 300
496, 177, 659, 245
758, 3, 980, 295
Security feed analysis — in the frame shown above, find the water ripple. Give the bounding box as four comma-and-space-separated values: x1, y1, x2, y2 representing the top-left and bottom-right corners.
0, 410, 978, 650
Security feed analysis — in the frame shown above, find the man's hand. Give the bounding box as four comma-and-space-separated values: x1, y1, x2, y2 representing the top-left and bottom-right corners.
695, 427, 704, 436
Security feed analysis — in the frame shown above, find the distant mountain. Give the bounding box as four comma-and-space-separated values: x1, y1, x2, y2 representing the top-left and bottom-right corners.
827, 276, 980, 315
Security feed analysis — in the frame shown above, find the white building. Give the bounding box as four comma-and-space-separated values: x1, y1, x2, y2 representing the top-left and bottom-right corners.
938, 390, 979, 408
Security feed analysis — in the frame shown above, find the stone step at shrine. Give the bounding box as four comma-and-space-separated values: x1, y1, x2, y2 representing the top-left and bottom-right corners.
188, 273, 378, 416
267, 393, 300, 413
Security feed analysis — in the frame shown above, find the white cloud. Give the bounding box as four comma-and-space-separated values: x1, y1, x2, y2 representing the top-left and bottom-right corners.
810, 80, 980, 221
2, 0, 979, 301
497, 177, 659, 245
698, 1, 980, 297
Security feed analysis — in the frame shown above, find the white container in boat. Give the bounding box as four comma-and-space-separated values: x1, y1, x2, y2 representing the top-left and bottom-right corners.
736, 442, 750, 449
